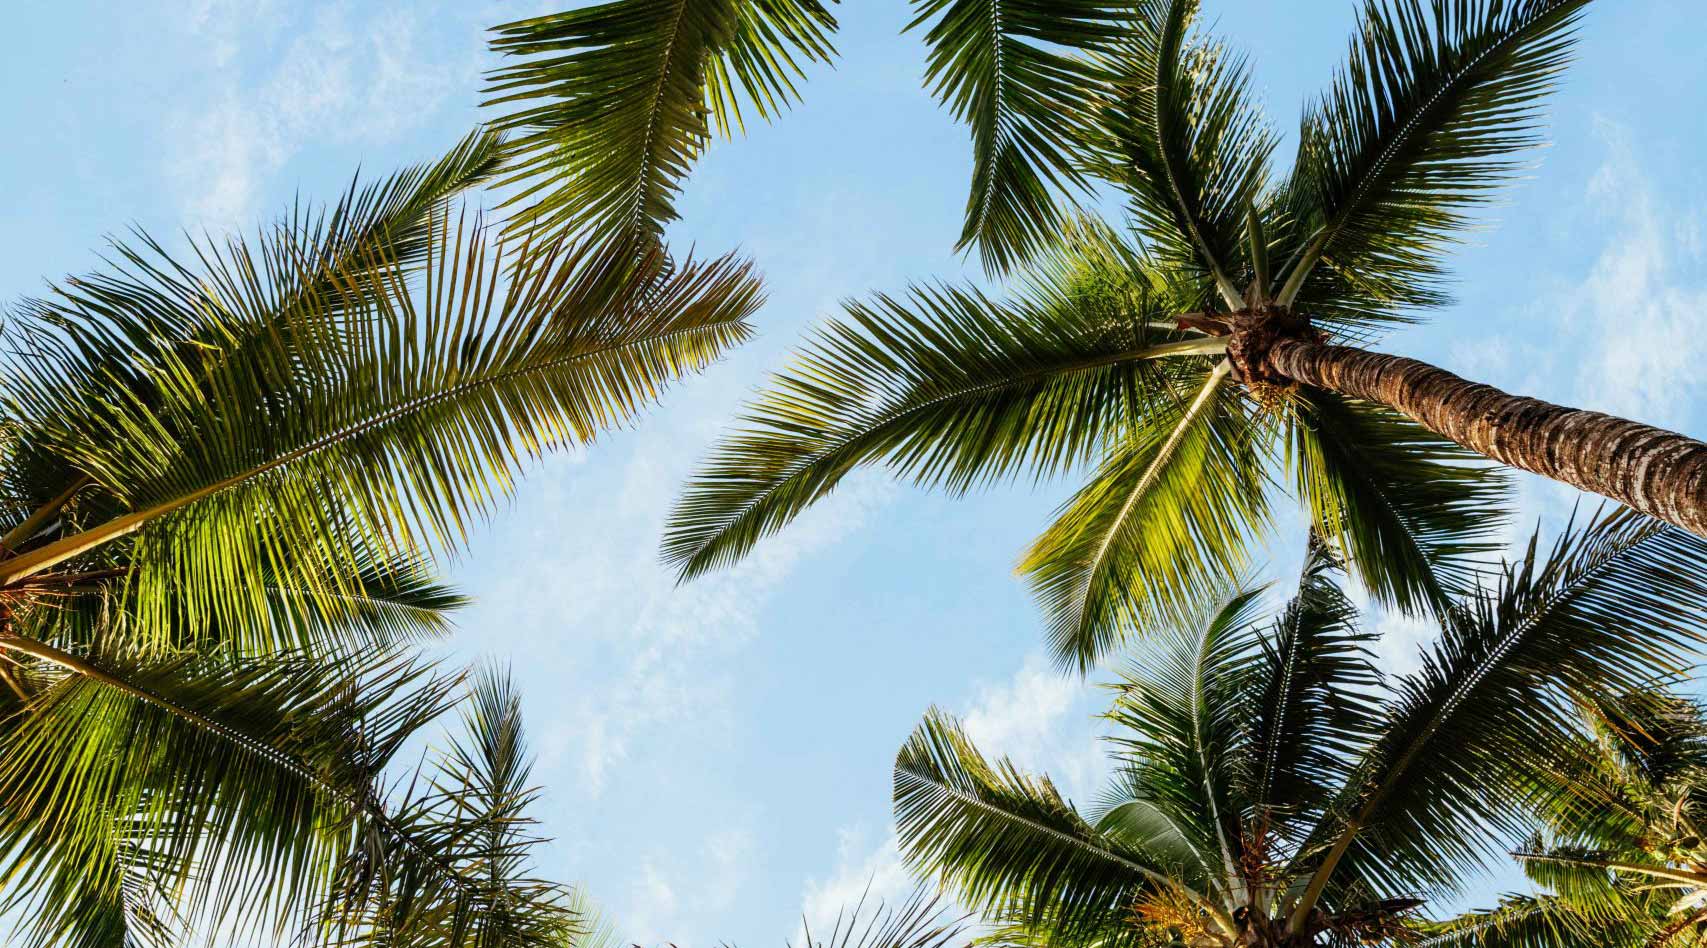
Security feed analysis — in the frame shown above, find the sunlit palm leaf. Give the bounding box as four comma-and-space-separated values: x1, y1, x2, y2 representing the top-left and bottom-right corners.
1419, 895, 1628, 948
0, 637, 458, 947
4, 214, 759, 639
665, 281, 1209, 579
1098, 587, 1269, 900
1020, 364, 1269, 671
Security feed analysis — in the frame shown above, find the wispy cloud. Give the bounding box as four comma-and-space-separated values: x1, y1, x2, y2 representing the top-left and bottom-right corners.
168, 2, 477, 228
1567, 120, 1707, 433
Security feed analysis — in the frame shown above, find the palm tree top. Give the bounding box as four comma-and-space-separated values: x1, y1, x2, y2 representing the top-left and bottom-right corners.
893, 511, 1707, 946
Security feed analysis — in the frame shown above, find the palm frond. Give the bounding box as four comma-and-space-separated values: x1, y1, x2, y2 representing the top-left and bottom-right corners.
1288, 510, 1707, 919
791, 888, 967, 948
324, 666, 576, 947
1276, 0, 1591, 309
3, 213, 759, 636
1240, 536, 1382, 834
1098, 587, 1270, 901
485, 0, 838, 247
1020, 362, 1269, 671
1288, 390, 1510, 618
665, 281, 1210, 580
1419, 895, 1630, 948
1090, 0, 1275, 308
0, 634, 458, 947
894, 709, 1216, 940
907, 0, 1126, 273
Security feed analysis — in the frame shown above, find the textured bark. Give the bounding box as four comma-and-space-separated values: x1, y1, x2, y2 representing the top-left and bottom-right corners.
1266, 338, 1707, 538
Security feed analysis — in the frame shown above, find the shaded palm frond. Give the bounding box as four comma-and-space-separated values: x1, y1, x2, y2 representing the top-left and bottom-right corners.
485, 0, 838, 247
1091, 0, 1275, 308
1241, 537, 1382, 835
323, 666, 577, 947
1276, 0, 1591, 310
790, 887, 967, 948
1289, 390, 1510, 618
908, 0, 1127, 273
1290, 510, 1707, 911
894, 709, 1207, 941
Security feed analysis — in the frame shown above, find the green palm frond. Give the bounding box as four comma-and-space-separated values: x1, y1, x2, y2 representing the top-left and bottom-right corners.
894, 709, 1218, 940
325, 666, 577, 947
664, 281, 1218, 580
1020, 363, 1269, 671
1097, 587, 1269, 900
0, 635, 458, 947
1288, 390, 1510, 618
3, 212, 759, 637
792, 888, 967, 948
1241, 536, 1381, 833
1419, 895, 1629, 948
1276, 0, 1591, 309
485, 0, 838, 247
1090, 0, 1275, 308
1288, 510, 1707, 918
907, 0, 1127, 273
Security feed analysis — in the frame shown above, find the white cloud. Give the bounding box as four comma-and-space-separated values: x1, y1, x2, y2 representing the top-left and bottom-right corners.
800, 826, 914, 933
1566, 120, 1707, 431
169, 2, 472, 227
626, 828, 759, 946
961, 652, 1105, 801
533, 459, 894, 796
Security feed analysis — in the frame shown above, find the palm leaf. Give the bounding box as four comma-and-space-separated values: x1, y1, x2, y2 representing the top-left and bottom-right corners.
1020, 362, 1269, 671
1419, 895, 1629, 948
0, 635, 458, 946
2, 214, 759, 637
485, 0, 838, 247
1097, 587, 1269, 901
324, 666, 576, 947
1286, 510, 1707, 925
664, 281, 1218, 579
1276, 0, 1592, 309
1289, 390, 1510, 618
1090, 0, 1275, 308
894, 709, 1224, 940
907, 0, 1126, 273
1240, 536, 1381, 834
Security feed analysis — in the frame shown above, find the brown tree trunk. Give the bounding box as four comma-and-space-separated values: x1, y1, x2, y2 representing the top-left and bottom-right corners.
1265, 338, 1707, 538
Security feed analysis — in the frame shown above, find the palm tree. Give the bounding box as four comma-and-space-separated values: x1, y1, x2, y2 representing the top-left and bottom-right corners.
482, 0, 1707, 666
889, 512, 1707, 947
1445, 690, 1707, 947
0, 128, 760, 944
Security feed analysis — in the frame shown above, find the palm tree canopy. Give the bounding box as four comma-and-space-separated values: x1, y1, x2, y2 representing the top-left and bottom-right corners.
893, 511, 1707, 946
653, 0, 1598, 668
0, 128, 762, 943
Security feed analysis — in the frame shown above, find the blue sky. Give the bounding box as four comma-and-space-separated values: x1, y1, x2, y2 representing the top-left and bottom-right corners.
7, 1, 1707, 944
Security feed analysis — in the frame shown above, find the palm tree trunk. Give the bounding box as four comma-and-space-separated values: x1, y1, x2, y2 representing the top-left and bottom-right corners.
1264, 338, 1707, 537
